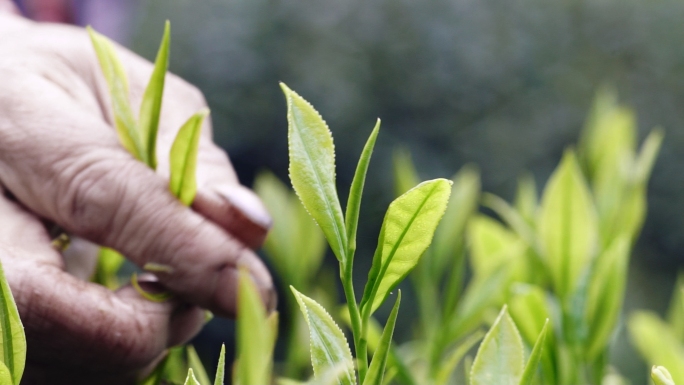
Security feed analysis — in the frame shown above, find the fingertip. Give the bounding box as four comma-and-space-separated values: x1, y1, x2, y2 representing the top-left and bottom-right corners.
192, 184, 271, 249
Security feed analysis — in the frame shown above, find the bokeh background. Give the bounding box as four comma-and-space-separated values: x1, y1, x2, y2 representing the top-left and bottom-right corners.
14, 0, 684, 382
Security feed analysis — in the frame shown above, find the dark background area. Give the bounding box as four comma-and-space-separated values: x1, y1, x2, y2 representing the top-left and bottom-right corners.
15, 0, 684, 382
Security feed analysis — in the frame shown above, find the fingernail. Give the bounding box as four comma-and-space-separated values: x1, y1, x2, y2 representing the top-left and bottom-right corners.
215, 185, 272, 229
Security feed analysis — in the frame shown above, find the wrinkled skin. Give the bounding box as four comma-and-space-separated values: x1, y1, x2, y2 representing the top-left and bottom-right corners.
0, 12, 274, 385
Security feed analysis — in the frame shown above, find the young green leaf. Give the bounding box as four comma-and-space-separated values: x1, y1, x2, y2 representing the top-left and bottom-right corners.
470, 306, 524, 385
188, 345, 211, 385
430, 165, 480, 276
87, 27, 144, 162
184, 368, 202, 385
538, 150, 598, 300
281, 83, 348, 264
214, 344, 226, 385
467, 215, 525, 279
635, 128, 664, 184
514, 173, 538, 225
236, 270, 273, 385
93, 247, 125, 290
435, 330, 485, 385
169, 109, 209, 205
652, 366, 676, 385
138, 20, 171, 169
346, 119, 380, 259
255, 171, 326, 289
363, 291, 401, 385
290, 287, 355, 385
0, 260, 25, 385
518, 320, 549, 385
392, 147, 421, 197
361, 179, 452, 315
0, 361, 11, 385
585, 236, 629, 360
628, 311, 684, 382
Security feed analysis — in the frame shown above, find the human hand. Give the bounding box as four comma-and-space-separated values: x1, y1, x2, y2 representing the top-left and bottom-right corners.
0, 12, 274, 385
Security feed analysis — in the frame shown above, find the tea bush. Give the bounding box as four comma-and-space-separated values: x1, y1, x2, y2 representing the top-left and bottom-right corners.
0, 22, 679, 385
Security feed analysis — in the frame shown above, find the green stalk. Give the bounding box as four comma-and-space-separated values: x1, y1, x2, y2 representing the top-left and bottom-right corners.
341, 258, 366, 382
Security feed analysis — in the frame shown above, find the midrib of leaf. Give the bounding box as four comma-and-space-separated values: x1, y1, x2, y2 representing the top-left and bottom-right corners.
304, 307, 352, 385
290, 117, 347, 260
366, 182, 438, 312
0, 282, 12, 380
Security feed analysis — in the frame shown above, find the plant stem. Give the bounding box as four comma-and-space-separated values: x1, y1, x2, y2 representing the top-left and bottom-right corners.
341, 260, 367, 383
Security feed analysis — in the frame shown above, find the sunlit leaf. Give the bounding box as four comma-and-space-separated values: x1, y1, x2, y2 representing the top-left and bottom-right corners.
188, 345, 211, 385
361, 179, 452, 315
235, 270, 273, 385
282, 83, 348, 264
538, 150, 598, 300
467, 215, 525, 279
346, 120, 380, 261
514, 173, 538, 225
628, 311, 684, 383
430, 165, 480, 276
635, 128, 664, 184
0, 361, 11, 385
169, 109, 209, 205
87, 27, 144, 162
364, 291, 401, 385
139, 20, 170, 170
585, 236, 629, 359
214, 344, 226, 385
519, 320, 548, 385
291, 287, 355, 385
184, 368, 201, 385
470, 306, 524, 385
392, 147, 421, 197
0, 260, 25, 385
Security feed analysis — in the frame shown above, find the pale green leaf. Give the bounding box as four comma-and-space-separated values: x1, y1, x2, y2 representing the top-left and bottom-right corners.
538, 150, 598, 300
346, 120, 380, 260
188, 345, 211, 385
214, 344, 226, 385
0, 260, 25, 385
236, 270, 273, 385
652, 366, 676, 385
185, 369, 201, 385
169, 109, 209, 205
139, 21, 170, 169
519, 320, 548, 385
470, 306, 524, 385
585, 236, 629, 359
392, 147, 421, 197
430, 165, 480, 275
291, 287, 355, 385
364, 291, 401, 385
447, 265, 511, 343
481, 193, 536, 248
255, 171, 326, 288
361, 179, 452, 315
282, 83, 348, 264
435, 330, 484, 385
635, 128, 664, 184
467, 215, 525, 279
514, 173, 538, 225
666, 273, 684, 341
628, 311, 684, 383
87, 27, 144, 162
0, 361, 12, 385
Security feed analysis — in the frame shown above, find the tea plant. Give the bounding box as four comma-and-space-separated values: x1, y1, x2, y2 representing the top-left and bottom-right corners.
88, 23, 213, 383
0, 260, 26, 384
629, 274, 684, 383
279, 83, 453, 385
